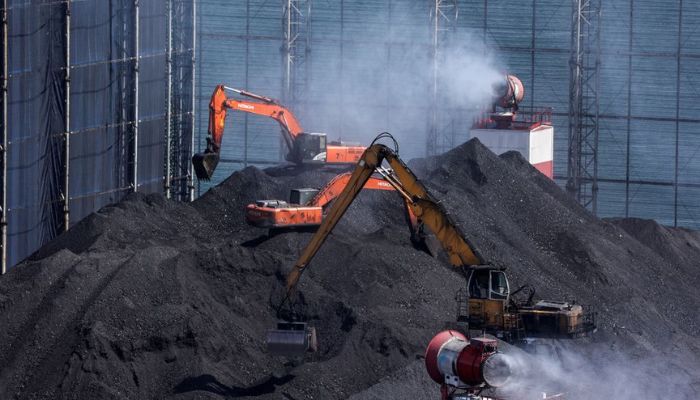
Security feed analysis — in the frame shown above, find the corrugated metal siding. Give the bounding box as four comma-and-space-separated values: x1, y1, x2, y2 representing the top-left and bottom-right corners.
197, 1, 700, 229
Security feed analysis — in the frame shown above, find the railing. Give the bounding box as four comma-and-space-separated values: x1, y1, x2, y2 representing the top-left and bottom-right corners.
472, 106, 553, 129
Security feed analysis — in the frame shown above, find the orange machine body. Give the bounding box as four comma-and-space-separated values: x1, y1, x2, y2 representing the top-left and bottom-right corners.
245, 173, 400, 229
245, 201, 323, 229
325, 145, 365, 164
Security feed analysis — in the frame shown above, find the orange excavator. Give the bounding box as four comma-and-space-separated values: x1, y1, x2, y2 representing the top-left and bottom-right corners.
192, 85, 366, 180
245, 173, 396, 229
245, 171, 433, 253
266, 133, 596, 358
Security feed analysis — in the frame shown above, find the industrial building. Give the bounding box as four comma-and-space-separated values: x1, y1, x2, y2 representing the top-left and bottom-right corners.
1, 0, 699, 271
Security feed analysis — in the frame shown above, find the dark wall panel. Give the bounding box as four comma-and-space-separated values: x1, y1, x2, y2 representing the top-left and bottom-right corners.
4, 0, 193, 268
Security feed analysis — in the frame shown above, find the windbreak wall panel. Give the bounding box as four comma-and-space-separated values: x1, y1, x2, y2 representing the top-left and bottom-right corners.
197, 0, 700, 230
3, 0, 192, 268
6, 3, 65, 266
629, 120, 676, 183
597, 181, 628, 219
678, 187, 700, 230
678, 122, 700, 186
632, 1, 680, 54
627, 184, 675, 226
598, 118, 629, 181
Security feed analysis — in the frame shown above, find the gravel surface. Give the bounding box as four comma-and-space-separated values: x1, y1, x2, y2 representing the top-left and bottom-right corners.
0, 138, 698, 399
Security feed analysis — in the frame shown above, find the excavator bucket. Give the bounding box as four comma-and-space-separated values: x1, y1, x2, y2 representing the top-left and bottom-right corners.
266, 321, 317, 358
192, 151, 220, 181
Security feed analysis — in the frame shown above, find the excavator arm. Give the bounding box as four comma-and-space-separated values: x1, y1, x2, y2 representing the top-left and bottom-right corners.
309, 172, 395, 208
284, 139, 484, 294
193, 85, 305, 180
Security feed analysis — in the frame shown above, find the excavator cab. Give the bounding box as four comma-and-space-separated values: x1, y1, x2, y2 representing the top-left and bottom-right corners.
462, 265, 596, 340
464, 266, 514, 334
288, 133, 327, 164
467, 267, 510, 301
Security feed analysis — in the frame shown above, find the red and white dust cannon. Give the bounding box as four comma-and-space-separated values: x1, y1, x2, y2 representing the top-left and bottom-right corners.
493, 74, 525, 110
471, 74, 554, 179
425, 330, 511, 400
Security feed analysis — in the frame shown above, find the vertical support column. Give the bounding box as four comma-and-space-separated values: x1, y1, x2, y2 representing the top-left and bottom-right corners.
196, 0, 202, 198
244, 0, 250, 167
427, 0, 458, 157
1, 0, 8, 274
427, 0, 439, 157
165, 0, 172, 199
385, 0, 392, 128
567, 0, 601, 214
189, 0, 196, 201
483, 0, 487, 48
283, 0, 292, 104
530, 0, 536, 109
625, 0, 633, 217
64, 1, 71, 231
339, 0, 343, 137
568, 0, 583, 203
281, 0, 311, 155
133, 0, 140, 192
674, 0, 683, 227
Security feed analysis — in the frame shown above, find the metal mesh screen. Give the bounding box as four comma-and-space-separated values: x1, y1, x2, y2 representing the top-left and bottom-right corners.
2, 0, 194, 269
197, 0, 700, 229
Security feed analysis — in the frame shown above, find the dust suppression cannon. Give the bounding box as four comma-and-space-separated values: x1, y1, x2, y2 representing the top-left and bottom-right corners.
493, 74, 524, 111
425, 330, 511, 400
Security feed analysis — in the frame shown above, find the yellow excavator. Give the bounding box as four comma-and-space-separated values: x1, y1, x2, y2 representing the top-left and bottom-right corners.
267, 133, 596, 357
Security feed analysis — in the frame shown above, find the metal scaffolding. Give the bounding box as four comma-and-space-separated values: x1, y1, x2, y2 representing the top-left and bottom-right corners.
63, 1, 71, 231
426, 0, 458, 157
133, 0, 140, 193
1, 0, 6, 274
165, 0, 173, 199
567, 0, 601, 214
166, 0, 196, 202
282, 0, 311, 117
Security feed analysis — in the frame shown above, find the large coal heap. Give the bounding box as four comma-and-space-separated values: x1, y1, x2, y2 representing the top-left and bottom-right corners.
0, 138, 699, 399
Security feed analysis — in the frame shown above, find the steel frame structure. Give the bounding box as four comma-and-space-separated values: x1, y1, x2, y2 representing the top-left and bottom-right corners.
282, 0, 311, 120
1, 0, 6, 274
427, 0, 458, 158
165, 0, 197, 202
567, 0, 601, 214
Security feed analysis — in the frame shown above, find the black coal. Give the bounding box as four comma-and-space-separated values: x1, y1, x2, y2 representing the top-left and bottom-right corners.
0, 139, 698, 399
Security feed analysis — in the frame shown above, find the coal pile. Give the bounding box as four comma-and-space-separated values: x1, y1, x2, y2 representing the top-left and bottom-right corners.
1, 138, 699, 399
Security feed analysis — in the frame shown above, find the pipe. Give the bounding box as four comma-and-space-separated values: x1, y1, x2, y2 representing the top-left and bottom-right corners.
1, 0, 7, 273
133, 0, 139, 192
165, 0, 172, 199
64, 1, 71, 231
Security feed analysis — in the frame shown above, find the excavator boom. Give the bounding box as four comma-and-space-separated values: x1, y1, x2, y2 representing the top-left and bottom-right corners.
193, 85, 304, 180
284, 140, 483, 293
267, 133, 594, 358
267, 135, 484, 358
